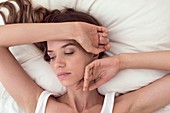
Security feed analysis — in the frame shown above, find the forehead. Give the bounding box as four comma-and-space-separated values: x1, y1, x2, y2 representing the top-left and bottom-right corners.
47, 40, 80, 49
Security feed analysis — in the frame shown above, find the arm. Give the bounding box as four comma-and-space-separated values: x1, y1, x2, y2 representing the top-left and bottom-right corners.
0, 22, 108, 112
119, 51, 170, 70
0, 47, 43, 113
0, 23, 74, 46
0, 23, 109, 54
83, 51, 170, 91
0, 23, 77, 112
113, 74, 170, 113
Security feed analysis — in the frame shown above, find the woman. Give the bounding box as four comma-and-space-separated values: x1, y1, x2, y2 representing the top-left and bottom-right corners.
1, 0, 170, 110
0, 7, 116, 113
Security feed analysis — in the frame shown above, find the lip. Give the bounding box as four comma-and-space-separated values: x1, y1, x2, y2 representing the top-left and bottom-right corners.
57, 72, 71, 79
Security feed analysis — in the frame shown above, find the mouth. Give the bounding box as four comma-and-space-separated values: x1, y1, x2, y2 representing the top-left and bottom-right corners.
57, 72, 71, 79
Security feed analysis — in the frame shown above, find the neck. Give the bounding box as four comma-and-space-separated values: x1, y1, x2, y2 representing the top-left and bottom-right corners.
58, 84, 103, 112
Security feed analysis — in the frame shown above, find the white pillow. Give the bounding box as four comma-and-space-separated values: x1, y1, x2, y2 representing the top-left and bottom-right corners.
31, 0, 170, 94
0, 0, 66, 95
9, 45, 66, 96
32, 3, 170, 113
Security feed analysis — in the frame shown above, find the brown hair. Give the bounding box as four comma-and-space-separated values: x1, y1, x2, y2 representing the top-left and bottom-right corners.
0, 0, 52, 24
44, 8, 100, 25
0, 0, 54, 59
0, 0, 103, 61
41, 8, 103, 61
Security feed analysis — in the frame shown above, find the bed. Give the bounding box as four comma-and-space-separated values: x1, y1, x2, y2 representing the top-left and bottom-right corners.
0, 0, 170, 112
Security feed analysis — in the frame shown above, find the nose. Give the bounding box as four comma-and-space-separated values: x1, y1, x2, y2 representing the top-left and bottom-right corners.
54, 56, 66, 68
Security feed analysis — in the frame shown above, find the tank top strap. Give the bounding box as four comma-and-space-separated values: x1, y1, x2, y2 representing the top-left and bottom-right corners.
100, 92, 117, 113
35, 91, 53, 113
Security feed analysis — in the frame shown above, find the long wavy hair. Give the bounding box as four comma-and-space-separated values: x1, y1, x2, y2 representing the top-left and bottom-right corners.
0, 0, 55, 58
0, 0, 51, 24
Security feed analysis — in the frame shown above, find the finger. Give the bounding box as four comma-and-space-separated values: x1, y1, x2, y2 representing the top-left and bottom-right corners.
98, 31, 109, 39
99, 34, 109, 45
97, 26, 109, 33
98, 45, 108, 52
88, 47, 105, 54
89, 79, 107, 91
104, 43, 111, 50
90, 44, 108, 54
98, 42, 111, 51
83, 66, 92, 91
101, 32, 109, 38
95, 47, 105, 54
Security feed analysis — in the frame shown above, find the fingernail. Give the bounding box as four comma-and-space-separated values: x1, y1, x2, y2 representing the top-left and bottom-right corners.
83, 88, 86, 92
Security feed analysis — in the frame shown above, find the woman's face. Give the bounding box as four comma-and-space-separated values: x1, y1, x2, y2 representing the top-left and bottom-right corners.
47, 40, 94, 87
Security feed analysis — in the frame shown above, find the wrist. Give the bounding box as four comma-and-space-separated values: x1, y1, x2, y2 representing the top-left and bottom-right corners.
117, 53, 127, 70
118, 53, 137, 70
110, 55, 121, 71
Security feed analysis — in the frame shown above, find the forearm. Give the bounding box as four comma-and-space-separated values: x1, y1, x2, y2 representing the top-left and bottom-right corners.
118, 51, 170, 70
129, 74, 170, 113
0, 23, 75, 47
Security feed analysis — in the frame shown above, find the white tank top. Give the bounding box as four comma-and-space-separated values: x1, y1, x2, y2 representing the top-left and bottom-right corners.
35, 91, 116, 113
35, 91, 52, 113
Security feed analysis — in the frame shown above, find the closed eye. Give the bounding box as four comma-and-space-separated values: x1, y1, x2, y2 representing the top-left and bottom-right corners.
64, 51, 74, 55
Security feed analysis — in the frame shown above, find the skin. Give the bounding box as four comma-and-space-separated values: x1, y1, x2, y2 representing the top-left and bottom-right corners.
113, 74, 170, 113
0, 14, 170, 112
46, 40, 104, 113
47, 40, 170, 113
0, 22, 109, 113
0, 22, 110, 54
1, 0, 170, 112
0, 28, 170, 113
82, 51, 170, 113
47, 40, 94, 87
0, 39, 105, 113
83, 51, 170, 91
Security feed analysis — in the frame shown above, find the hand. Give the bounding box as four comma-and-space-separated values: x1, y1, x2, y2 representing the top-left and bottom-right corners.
73, 22, 110, 54
83, 56, 120, 91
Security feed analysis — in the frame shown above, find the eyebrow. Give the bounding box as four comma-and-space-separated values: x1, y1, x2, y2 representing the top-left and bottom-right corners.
61, 43, 76, 48
47, 42, 76, 53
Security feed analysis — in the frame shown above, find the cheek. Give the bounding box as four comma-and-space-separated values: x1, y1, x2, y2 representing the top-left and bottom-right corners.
50, 62, 56, 72
69, 57, 91, 77
75, 64, 86, 76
